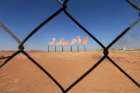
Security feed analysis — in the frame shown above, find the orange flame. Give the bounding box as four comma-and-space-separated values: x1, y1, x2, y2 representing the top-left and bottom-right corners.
81, 36, 88, 45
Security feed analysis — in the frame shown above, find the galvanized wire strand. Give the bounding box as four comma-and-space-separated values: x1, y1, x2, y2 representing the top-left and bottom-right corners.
64, 56, 106, 93
0, 0, 140, 93
22, 51, 65, 92
0, 56, 11, 60
106, 17, 140, 49
127, 0, 140, 11
0, 22, 22, 66
18, 8, 64, 49
63, 10, 106, 49
0, 22, 21, 44
0, 51, 21, 68
107, 56, 140, 88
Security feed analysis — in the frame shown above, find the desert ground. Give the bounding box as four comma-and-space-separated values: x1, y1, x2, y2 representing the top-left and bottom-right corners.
0, 50, 140, 93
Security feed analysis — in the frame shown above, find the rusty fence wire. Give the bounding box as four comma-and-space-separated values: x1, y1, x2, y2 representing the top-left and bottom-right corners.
0, 0, 140, 93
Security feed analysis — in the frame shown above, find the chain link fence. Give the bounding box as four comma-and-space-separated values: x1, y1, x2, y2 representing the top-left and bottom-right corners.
0, 0, 140, 93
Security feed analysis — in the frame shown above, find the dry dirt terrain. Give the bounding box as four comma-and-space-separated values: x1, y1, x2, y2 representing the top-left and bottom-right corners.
0, 50, 140, 93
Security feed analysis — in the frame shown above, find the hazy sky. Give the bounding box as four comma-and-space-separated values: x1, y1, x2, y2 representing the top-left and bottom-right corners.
0, 0, 140, 50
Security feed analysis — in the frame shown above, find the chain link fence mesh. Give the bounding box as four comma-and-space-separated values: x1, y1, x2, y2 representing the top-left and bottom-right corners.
0, 0, 140, 93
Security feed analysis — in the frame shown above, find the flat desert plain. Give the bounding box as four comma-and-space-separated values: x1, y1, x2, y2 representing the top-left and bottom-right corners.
0, 50, 140, 93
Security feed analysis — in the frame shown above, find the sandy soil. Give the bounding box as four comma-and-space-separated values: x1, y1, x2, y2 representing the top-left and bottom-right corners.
0, 51, 140, 93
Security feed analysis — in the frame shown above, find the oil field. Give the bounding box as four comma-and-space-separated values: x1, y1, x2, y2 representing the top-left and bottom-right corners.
0, 0, 140, 93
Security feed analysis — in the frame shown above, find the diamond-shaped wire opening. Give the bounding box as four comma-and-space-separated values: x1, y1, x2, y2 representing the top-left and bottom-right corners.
23, 12, 102, 90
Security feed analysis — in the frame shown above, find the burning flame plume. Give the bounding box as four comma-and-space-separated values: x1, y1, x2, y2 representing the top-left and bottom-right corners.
81, 36, 89, 45
49, 36, 89, 46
